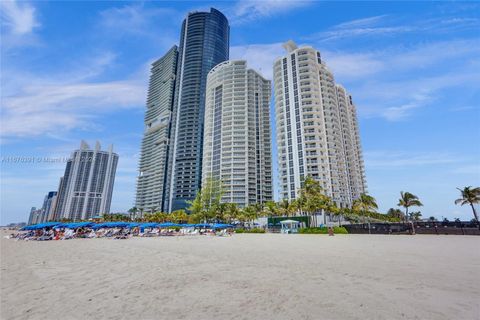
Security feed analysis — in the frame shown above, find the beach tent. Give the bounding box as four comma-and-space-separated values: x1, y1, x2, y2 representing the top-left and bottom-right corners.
180, 224, 195, 228
127, 223, 140, 228
211, 223, 234, 229
195, 223, 212, 228
21, 222, 62, 230
55, 222, 94, 229
158, 222, 181, 228
139, 222, 160, 228
280, 220, 300, 234
92, 222, 131, 229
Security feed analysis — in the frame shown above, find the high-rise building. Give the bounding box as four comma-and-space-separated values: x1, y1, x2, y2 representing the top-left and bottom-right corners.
273, 40, 366, 208
135, 46, 178, 213
165, 8, 230, 212
28, 207, 39, 225
51, 177, 65, 221
37, 191, 58, 223
202, 60, 272, 207
54, 141, 118, 221
335, 84, 367, 200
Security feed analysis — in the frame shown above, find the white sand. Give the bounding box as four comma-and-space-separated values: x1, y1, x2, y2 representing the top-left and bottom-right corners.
1, 232, 479, 320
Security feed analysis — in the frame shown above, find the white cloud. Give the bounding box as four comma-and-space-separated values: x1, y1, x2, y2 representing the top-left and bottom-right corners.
230, 43, 284, 79
308, 14, 480, 42
1, 53, 147, 139
381, 93, 432, 121
99, 4, 178, 35
231, 38, 480, 121
321, 51, 384, 79
0, 0, 39, 34
322, 39, 480, 120
452, 165, 480, 175
308, 15, 413, 42
334, 15, 388, 29
1, 80, 145, 137
364, 151, 461, 168
229, 0, 311, 24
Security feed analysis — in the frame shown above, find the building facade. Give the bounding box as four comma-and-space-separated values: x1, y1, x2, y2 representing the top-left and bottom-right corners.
38, 191, 58, 223
273, 41, 366, 208
54, 141, 118, 221
165, 8, 230, 212
202, 60, 273, 207
135, 46, 178, 213
28, 207, 40, 225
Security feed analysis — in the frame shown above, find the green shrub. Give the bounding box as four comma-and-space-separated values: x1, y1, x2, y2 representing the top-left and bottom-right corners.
298, 227, 348, 234
235, 228, 265, 234
333, 226, 348, 234
299, 227, 327, 234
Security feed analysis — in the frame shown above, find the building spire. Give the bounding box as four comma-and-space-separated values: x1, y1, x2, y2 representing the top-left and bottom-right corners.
80, 140, 89, 150
283, 40, 298, 53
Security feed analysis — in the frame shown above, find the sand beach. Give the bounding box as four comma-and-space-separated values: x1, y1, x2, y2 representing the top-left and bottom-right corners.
1, 232, 479, 320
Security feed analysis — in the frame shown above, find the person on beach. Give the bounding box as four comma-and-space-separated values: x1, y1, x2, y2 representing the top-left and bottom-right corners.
328, 227, 334, 236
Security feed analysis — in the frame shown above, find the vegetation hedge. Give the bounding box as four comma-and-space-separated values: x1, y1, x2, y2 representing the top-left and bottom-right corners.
298, 227, 348, 234
235, 228, 266, 234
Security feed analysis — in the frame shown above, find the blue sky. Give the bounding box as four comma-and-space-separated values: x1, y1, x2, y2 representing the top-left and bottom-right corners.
1, 1, 479, 224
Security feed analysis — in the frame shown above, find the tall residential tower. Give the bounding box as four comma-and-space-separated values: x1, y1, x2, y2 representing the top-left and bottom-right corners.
165, 8, 230, 212
54, 141, 118, 221
274, 41, 366, 208
135, 46, 178, 212
202, 60, 272, 207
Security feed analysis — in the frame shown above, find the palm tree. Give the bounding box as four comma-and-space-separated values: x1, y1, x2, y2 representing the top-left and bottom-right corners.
170, 210, 188, 223
278, 199, 295, 217
127, 207, 137, 221
353, 193, 378, 234
411, 211, 422, 221
213, 203, 229, 223
244, 205, 259, 228
454, 186, 480, 223
386, 208, 404, 221
298, 176, 327, 226
187, 190, 209, 223
263, 201, 278, 218
397, 191, 423, 222
319, 195, 334, 225
225, 203, 241, 224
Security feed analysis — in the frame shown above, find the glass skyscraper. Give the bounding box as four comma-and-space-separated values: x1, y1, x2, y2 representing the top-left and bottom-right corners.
164, 8, 230, 212
135, 46, 178, 213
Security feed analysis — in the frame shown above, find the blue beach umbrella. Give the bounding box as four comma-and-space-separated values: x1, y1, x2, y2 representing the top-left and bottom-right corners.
180, 224, 195, 228
55, 222, 94, 229
211, 223, 234, 229
139, 223, 160, 228
21, 222, 62, 230
127, 223, 140, 228
195, 223, 212, 228
158, 222, 181, 228
92, 222, 130, 229
107, 222, 130, 228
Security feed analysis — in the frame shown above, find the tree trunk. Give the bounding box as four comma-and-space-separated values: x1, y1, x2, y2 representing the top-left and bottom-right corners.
365, 211, 371, 234
470, 203, 479, 224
